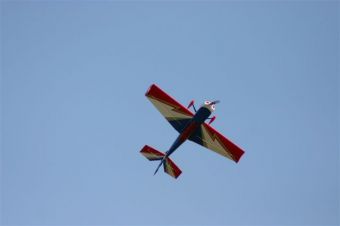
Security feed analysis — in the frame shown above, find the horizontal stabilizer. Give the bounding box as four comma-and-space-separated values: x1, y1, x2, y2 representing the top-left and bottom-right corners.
163, 158, 182, 179
140, 145, 182, 179
140, 145, 165, 161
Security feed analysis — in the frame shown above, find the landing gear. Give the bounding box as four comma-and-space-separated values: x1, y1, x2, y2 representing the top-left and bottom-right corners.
207, 116, 216, 125
187, 100, 197, 112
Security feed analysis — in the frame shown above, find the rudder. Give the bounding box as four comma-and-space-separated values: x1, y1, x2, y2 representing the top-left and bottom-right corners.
140, 145, 182, 179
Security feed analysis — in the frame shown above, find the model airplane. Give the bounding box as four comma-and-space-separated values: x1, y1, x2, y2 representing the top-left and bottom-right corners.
140, 84, 245, 179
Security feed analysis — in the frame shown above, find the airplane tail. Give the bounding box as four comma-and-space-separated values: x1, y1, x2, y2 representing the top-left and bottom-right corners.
140, 145, 182, 179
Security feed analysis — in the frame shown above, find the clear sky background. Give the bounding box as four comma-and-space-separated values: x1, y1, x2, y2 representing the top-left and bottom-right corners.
1, 1, 339, 225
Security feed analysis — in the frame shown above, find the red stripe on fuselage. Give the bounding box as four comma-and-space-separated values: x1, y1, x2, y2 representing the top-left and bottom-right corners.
179, 121, 199, 143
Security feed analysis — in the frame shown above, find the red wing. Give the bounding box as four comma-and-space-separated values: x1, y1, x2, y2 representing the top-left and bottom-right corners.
190, 123, 245, 163
145, 84, 194, 133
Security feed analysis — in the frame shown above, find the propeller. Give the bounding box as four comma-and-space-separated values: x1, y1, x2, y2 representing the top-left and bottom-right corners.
210, 100, 220, 105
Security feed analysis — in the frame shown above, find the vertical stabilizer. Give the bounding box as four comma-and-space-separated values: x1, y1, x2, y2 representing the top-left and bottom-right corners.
140, 145, 182, 179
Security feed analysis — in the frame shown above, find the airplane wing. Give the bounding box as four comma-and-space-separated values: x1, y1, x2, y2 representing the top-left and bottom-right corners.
189, 123, 245, 163
145, 84, 194, 133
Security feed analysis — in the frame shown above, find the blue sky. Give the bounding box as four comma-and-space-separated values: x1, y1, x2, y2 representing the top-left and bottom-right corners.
1, 1, 339, 225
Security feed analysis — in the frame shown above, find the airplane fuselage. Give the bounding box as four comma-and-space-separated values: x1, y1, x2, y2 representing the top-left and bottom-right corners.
165, 106, 212, 157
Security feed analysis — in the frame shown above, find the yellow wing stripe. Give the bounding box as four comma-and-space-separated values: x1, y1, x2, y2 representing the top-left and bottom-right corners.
147, 96, 192, 119
200, 125, 234, 160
